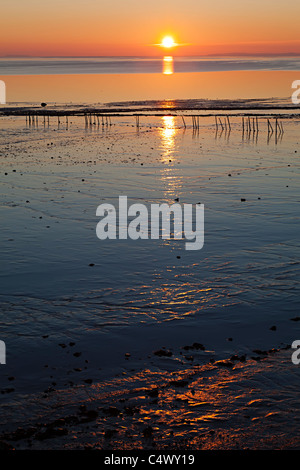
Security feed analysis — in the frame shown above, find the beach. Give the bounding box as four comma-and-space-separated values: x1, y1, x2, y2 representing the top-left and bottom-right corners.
1, 0, 300, 454
0, 106, 299, 449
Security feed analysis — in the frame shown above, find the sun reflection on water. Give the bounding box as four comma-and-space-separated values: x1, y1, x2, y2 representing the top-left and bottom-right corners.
159, 116, 176, 163
163, 56, 174, 75
158, 115, 181, 199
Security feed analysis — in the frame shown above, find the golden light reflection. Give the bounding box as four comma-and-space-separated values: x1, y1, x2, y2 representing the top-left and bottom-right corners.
158, 115, 183, 200
160, 116, 176, 162
163, 56, 174, 75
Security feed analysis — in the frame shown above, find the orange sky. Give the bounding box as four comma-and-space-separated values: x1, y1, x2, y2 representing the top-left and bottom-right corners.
1, 0, 300, 57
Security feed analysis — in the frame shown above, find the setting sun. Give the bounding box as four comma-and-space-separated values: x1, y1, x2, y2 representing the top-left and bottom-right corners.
161, 36, 176, 48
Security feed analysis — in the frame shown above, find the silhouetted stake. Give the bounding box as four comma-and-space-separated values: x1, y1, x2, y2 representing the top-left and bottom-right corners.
227, 115, 231, 131
181, 116, 186, 128
256, 116, 259, 132
218, 118, 224, 130
268, 119, 273, 133
215, 116, 219, 131
276, 118, 283, 136
275, 118, 279, 137
280, 121, 284, 133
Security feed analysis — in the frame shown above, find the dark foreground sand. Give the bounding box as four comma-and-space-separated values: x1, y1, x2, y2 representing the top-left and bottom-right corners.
1, 345, 299, 450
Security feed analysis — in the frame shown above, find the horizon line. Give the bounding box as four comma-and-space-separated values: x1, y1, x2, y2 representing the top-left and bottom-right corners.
1, 52, 300, 59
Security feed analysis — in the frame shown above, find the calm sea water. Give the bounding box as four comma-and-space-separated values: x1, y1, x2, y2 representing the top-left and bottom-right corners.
1, 56, 300, 104
1, 56, 300, 75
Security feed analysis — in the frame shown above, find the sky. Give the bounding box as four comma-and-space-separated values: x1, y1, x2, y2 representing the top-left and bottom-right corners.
1, 0, 300, 57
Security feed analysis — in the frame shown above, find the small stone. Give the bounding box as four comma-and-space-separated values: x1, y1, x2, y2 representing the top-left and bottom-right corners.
154, 349, 172, 357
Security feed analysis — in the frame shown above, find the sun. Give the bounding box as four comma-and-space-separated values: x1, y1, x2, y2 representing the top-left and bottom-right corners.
161, 36, 176, 48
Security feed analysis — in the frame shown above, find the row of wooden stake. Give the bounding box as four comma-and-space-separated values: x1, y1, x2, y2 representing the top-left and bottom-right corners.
25, 113, 284, 134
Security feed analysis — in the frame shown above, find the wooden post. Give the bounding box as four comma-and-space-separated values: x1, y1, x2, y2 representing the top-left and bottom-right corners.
269, 119, 273, 133
280, 121, 284, 133
227, 115, 231, 131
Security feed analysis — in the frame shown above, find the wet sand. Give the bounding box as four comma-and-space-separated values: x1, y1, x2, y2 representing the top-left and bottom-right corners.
0, 113, 299, 449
